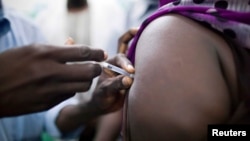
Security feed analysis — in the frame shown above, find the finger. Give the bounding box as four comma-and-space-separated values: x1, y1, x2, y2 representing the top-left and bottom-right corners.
122, 76, 133, 89
106, 75, 133, 92
53, 81, 93, 93
92, 76, 132, 112
64, 37, 75, 45
103, 76, 132, 110
107, 54, 135, 73
48, 45, 107, 62
118, 28, 138, 53
103, 68, 117, 77
41, 81, 93, 100
64, 38, 108, 60
40, 81, 92, 108
55, 63, 102, 81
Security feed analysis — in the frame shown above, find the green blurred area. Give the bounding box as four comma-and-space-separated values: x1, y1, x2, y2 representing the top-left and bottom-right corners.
41, 132, 54, 141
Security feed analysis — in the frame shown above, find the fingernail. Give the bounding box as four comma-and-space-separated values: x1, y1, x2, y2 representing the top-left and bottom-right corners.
122, 76, 132, 88
104, 51, 108, 60
127, 64, 135, 72
65, 37, 75, 45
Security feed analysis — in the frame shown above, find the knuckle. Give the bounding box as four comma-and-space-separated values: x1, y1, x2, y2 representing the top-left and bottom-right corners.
79, 46, 91, 58
29, 44, 46, 53
39, 46, 56, 58
22, 44, 38, 54
26, 63, 42, 79
27, 62, 55, 81
27, 44, 55, 58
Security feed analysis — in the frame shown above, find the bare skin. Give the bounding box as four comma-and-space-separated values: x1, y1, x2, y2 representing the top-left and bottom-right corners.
56, 38, 135, 135
125, 14, 247, 141
118, 28, 138, 54
78, 29, 139, 141
0, 44, 107, 117
93, 109, 124, 141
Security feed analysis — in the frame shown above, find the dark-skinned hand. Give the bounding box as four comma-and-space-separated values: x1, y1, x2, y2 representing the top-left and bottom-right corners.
0, 43, 107, 117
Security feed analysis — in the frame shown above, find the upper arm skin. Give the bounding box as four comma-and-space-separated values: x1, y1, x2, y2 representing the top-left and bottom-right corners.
127, 14, 237, 141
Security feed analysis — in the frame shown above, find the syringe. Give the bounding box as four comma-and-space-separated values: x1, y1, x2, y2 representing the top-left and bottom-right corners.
100, 62, 134, 78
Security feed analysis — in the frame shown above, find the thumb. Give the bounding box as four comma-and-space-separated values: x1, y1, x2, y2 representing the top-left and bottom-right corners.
64, 37, 75, 45
121, 76, 133, 89
99, 75, 133, 96
112, 75, 133, 91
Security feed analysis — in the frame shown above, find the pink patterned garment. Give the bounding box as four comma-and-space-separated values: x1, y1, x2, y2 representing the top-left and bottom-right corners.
128, 0, 250, 64
123, 2, 250, 140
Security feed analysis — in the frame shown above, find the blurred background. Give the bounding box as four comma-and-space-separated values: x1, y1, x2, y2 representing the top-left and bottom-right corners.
2, 0, 133, 57
3, 0, 50, 18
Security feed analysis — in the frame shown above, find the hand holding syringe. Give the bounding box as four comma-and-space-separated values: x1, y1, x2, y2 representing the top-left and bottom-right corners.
64, 37, 134, 78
